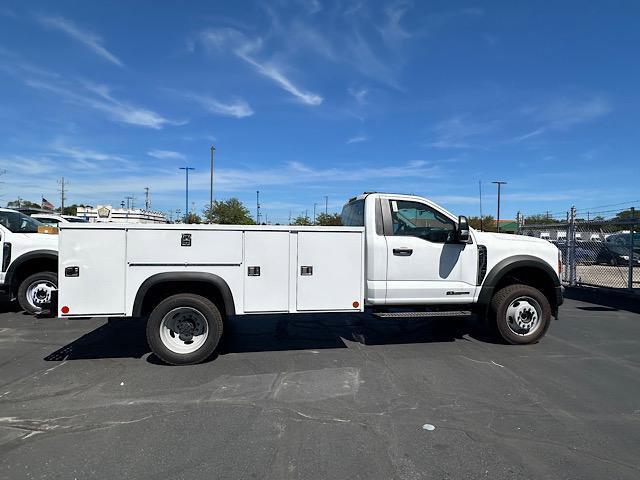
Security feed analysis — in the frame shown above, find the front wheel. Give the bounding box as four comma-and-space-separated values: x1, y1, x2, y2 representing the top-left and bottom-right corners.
490, 284, 551, 344
146, 293, 223, 365
17, 271, 58, 315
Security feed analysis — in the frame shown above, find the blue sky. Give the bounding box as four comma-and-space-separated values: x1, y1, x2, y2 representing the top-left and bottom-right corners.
0, 1, 638, 223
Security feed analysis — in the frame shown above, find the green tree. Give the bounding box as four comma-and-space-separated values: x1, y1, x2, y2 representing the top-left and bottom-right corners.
185, 212, 202, 224
524, 214, 562, 225
614, 208, 638, 221
315, 212, 342, 226
7, 199, 40, 209
58, 204, 86, 216
468, 215, 496, 231
203, 198, 255, 225
292, 215, 312, 226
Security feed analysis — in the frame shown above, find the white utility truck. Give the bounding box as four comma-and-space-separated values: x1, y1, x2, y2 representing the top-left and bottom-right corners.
58, 193, 563, 365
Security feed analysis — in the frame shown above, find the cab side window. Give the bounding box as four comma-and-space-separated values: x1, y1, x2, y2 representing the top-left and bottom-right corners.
389, 200, 455, 243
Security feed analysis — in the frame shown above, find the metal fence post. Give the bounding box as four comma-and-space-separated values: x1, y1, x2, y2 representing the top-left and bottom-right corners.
629, 207, 635, 291
569, 206, 577, 286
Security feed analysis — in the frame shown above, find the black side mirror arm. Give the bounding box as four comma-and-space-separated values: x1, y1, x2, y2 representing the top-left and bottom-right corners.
457, 215, 470, 243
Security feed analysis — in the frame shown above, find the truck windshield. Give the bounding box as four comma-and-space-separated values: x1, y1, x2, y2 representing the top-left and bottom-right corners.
0, 211, 42, 233
341, 200, 364, 226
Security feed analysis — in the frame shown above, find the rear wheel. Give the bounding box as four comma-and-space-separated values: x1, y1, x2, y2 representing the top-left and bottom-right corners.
490, 284, 551, 344
146, 293, 223, 365
17, 271, 58, 315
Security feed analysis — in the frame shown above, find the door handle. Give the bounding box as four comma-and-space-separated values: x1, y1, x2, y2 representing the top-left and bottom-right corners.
393, 248, 413, 256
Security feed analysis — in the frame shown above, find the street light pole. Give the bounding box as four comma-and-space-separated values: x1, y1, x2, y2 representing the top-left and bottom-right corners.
492, 181, 507, 233
179, 166, 195, 223
214, 145, 216, 214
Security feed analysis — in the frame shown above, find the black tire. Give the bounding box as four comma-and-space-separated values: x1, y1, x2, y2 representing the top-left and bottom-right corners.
17, 271, 58, 315
146, 293, 223, 365
490, 284, 551, 345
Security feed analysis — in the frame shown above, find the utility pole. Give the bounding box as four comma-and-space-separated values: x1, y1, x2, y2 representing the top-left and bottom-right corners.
144, 187, 150, 211
58, 177, 67, 212
210, 145, 215, 214
256, 190, 261, 224
288, 210, 292, 224
492, 181, 507, 233
478, 180, 483, 231
324, 196, 328, 215
313, 203, 317, 224
179, 167, 195, 223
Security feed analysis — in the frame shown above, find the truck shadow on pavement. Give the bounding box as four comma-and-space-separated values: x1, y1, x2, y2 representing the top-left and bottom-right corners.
564, 287, 640, 314
44, 313, 493, 364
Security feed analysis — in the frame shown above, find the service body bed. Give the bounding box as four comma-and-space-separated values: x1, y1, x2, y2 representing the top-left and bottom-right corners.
58, 224, 364, 318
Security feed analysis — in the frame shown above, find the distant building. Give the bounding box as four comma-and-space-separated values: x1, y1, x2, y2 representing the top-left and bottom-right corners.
76, 205, 167, 224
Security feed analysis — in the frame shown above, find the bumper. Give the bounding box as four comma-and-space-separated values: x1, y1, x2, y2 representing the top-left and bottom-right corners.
556, 285, 564, 307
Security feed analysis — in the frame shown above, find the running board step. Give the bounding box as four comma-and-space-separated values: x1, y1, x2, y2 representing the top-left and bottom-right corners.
374, 310, 472, 318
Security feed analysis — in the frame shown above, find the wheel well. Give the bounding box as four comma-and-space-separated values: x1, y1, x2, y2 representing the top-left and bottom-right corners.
494, 266, 557, 312
138, 281, 228, 318
11, 257, 58, 293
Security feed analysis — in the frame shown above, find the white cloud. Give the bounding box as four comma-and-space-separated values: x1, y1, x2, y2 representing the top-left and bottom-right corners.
428, 115, 499, 149
37, 15, 123, 67
199, 28, 323, 106
148, 150, 186, 160
346, 135, 368, 144
50, 143, 133, 169
25, 78, 181, 129
523, 96, 612, 130
348, 87, 369, 105
379, 3, 412, 45
172, 90, 254, 118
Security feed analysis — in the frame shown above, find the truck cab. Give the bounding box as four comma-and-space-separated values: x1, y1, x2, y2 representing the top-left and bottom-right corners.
343, 192, 562, 335
0, 208, 59, 314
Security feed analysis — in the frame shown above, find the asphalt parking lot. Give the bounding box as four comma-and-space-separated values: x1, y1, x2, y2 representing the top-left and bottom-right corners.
1, 290, 639, 480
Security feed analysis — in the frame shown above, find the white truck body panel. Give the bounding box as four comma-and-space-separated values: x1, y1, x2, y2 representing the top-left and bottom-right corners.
60, 229, 127, 315
58, 224, 365, 317
296, 231, 363, 311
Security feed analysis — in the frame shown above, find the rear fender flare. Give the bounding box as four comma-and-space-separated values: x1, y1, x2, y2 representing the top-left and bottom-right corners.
132, 272, 236, 317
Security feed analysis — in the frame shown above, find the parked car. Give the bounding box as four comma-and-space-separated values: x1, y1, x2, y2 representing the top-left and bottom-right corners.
596, 244, 640, 266
31, 213, 88, 225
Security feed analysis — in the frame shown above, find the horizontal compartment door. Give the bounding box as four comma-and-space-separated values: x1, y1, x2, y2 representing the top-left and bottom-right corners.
296, 232, 362, 311
127, 230, 242, 266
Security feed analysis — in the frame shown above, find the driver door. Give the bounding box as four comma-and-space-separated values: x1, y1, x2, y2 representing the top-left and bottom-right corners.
383, 198, 477, 304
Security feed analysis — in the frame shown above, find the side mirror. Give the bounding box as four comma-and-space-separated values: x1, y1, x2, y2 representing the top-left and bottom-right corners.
457, 215, 470, 242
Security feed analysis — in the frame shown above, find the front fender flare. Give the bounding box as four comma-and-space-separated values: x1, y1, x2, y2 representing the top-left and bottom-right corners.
477, 255, 561, 311
4, 249, 58, 288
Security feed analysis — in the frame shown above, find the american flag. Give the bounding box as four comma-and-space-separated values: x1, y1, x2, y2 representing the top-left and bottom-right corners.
41, 197, 54, 210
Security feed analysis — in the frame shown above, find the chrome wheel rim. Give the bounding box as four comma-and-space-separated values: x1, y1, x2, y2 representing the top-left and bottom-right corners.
159, 307, 209, 354
26, 280, 56, 311
506, 296, 542, 337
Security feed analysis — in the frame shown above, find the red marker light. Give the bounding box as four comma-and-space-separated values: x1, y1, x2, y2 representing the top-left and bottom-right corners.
61, 306, 70, 314
352, 301, 360, 308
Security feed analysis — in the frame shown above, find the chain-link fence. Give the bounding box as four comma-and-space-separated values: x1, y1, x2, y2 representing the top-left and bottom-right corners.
516, 207, 638, 291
